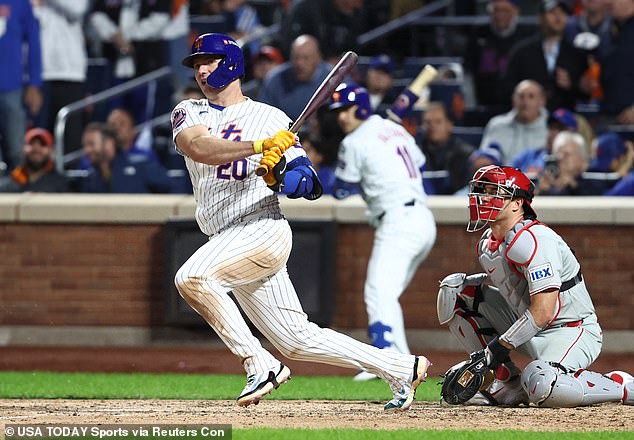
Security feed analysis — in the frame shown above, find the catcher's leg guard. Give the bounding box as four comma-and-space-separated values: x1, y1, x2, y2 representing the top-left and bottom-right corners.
440, 283, 510, 354
521, 360, 626, 407
439, 280, 524, 405
607, 371, 634, 405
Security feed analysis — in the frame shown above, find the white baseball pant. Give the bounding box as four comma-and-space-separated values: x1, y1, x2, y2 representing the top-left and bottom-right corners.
174, 217, 417, 389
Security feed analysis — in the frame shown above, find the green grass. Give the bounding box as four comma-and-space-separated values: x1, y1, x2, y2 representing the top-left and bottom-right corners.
0, 371, 443, 401
2, 372, 632, 439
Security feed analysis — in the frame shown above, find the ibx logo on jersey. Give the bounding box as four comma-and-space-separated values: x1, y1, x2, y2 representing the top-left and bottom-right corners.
171, 108, 187, 129
529, 263, 554, 283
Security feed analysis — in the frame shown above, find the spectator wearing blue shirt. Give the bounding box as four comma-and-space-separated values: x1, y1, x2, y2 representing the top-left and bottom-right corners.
79, 122, 171, 194
586, 132, 634, 194
107, 108, 159, 163
512, 107, 579, 178
0, 0, 43, 171
605, 171, 634, 195
587, 132, 633, 174
258, 35, 331, 121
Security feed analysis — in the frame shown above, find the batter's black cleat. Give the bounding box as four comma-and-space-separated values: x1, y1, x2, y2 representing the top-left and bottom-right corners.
236, 364, 291, 407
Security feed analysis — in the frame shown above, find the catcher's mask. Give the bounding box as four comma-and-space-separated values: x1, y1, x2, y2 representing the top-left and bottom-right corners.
467, 165, 536, 232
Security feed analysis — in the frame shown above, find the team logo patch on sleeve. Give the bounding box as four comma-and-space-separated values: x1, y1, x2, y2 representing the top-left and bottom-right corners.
529, 263, 554, 282
171, 108, 187, 129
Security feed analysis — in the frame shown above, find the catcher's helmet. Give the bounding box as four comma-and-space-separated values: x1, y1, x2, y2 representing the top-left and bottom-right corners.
328, 83, 372, 120
182, 33, 244, 88
467, 165, 536, 232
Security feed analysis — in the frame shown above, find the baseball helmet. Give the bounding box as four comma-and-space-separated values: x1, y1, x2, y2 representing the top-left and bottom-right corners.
328, 83, 372, 120
467, 165, 536, 232
182, 33, 245, 88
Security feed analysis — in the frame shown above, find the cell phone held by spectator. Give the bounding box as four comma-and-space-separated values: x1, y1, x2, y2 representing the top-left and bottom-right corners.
544, 154, 559, 177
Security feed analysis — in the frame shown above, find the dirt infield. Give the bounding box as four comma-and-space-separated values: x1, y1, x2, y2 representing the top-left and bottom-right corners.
1, 347, 633, 432
1, 399, 633, 431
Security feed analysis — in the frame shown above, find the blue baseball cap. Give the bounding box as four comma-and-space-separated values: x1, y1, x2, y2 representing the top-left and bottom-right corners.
369, 54, 395, 74
540, 0, 572, 14
470, 142, 504, 167
548, 108, 578, 130
589, 133, 627, 172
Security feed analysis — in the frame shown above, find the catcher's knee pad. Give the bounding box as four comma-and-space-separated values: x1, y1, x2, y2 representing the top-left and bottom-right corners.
521, 360, 625, 407
521, 360, 568, 406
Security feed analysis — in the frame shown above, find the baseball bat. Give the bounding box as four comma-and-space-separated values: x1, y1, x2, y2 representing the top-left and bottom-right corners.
255, 51, 359, 176
386, 64, 438, 124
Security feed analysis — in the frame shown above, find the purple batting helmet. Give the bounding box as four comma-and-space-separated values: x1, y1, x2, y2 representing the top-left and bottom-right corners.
329, 83, 372, 120
182, 33, 245, 88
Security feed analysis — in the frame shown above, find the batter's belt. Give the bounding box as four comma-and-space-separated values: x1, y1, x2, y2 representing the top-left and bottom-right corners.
377, 199, 416, 222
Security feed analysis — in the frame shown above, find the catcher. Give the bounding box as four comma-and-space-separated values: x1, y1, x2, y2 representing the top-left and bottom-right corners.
438, 165, 634, 407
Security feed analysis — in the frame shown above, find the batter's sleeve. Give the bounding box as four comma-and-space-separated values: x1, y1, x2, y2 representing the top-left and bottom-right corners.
171, 100, 205, 155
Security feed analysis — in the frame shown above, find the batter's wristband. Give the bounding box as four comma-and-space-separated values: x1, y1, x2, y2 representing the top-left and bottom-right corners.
253, 139, 264, 154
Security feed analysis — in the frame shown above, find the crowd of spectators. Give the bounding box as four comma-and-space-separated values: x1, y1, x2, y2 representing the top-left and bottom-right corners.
1, 0, 633, 195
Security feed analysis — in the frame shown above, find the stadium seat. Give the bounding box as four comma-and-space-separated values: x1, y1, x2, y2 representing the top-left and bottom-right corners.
452, 126, 484, 147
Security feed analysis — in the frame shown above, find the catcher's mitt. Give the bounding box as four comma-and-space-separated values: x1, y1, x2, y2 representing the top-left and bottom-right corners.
440, 351, 494, 405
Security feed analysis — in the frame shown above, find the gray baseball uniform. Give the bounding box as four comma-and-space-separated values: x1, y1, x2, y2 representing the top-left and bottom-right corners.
452, 218, 601, 370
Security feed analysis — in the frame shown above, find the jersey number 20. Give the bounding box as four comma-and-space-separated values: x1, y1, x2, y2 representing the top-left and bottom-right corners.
217, 159, 248, 181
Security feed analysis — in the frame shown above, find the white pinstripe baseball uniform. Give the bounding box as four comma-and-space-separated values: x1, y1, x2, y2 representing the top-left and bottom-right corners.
335, 115, 437, 354
171, 97, 421, 395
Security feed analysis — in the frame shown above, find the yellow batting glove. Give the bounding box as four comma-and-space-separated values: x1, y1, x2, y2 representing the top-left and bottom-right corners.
259, 147, 283, 185
253, 130, 295, 154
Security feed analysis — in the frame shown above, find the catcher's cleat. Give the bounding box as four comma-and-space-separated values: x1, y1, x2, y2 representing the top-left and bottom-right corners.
607, 371, 634, 405
384, 356, 431, 411
236, 364, 291, 407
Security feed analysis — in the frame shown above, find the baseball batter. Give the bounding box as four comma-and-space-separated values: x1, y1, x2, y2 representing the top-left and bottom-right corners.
437, 165, 633, 407
170, 33, 430, 411
329, 83, 437, 380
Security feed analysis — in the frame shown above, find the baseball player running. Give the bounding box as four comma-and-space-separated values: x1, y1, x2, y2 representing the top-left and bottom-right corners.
437, 165, 633, 407
329, 83, 437, 381
170, 33, 430, 411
